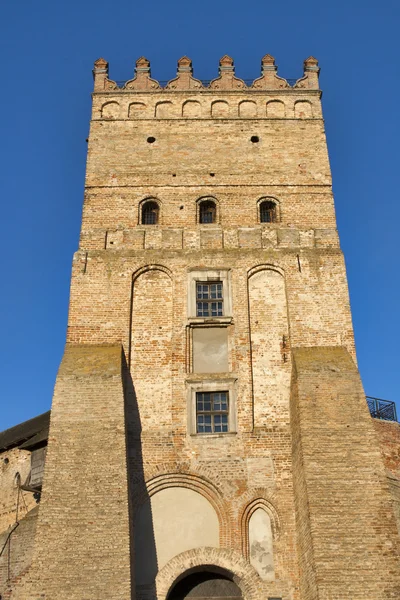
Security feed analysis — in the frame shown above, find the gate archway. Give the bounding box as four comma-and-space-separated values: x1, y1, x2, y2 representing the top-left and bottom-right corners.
167, 570, 242, 600
155, 547, 262, 600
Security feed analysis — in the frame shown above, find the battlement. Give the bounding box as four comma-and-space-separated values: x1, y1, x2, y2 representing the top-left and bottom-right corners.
93, 54, 320, 93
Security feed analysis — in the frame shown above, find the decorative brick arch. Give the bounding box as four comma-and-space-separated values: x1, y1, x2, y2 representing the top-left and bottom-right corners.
294, 99, 313, 118
133, 471, 231, 546
101, 100, 120, 119
247, 263, 285, 279
239, 494, 281, 559
155, 547, 263, 600
246, 263, 288, 317
132, 263, 172, 282
129, 264, 174, 371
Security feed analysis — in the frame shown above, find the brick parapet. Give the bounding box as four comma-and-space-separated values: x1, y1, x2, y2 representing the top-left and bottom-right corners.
92, 55, 321, 94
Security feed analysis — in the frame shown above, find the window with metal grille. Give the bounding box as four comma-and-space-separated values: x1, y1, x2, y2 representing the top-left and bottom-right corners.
259, 200, 277, 223
141, 200, 159, 224
196, 282, 223, 317
196, 391, 229, 433
199, 200, 216, 224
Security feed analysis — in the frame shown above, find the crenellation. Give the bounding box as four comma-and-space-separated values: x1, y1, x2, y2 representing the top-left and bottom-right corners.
94, 54, 320, 94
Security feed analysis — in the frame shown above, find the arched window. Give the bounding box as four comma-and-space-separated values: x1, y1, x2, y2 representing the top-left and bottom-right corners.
199, 199, 216, 224
141, 200, 159, 225
259, 199, 277, 223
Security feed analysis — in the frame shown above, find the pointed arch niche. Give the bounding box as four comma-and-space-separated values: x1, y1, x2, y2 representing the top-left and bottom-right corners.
130, 266, 173, 429
247, 265, 291, 426
241, 499, 279, 581
134, 487, 219, 587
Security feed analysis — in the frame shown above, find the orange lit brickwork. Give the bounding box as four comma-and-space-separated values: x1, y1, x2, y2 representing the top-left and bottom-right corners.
2, 55, 399, 600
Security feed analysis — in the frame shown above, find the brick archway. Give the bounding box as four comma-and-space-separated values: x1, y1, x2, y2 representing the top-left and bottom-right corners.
155, 547, 262, 600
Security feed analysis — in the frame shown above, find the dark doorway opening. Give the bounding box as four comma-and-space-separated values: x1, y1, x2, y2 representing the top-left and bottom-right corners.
167, 571, 243, 600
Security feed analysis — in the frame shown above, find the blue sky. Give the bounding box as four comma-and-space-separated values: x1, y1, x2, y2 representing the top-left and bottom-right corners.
1, 0, 399, 429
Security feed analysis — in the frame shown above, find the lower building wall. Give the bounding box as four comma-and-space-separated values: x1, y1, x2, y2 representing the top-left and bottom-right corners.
0, 507, 38, 599
291, 346, 400, 600
373, 419, 400, 535
0, 448, 37, 533
8, 344, 133, 600
3, 345, 400, 600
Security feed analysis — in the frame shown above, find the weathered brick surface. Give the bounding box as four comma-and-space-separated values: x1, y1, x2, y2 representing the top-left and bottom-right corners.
373, 419, 400, 534
291, 347, 400, 599
6, 55, 400, 599
0, 507, 38, 599
9, 345, 133, 600
0, 449, 36, 533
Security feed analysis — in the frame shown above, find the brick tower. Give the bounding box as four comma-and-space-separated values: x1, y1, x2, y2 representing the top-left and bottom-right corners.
13, 55, 400, 599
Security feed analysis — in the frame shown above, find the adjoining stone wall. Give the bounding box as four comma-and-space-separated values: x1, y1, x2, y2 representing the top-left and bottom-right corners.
15, 345, 133, 600
0, 448, 36, 532
374, 419, 400, 534
291, 347, 400, 599
374, 419, 400, 479
0, 507, 39, 599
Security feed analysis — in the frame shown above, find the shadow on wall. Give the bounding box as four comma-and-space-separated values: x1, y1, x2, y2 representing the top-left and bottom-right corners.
122, 351, 158, 600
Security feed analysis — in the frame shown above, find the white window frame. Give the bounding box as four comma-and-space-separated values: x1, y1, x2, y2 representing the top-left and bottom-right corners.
186, 378, 237, 436
188, 269, 232, 322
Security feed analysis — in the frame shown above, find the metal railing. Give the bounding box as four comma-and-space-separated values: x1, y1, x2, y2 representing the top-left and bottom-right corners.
367, 396, 397, 422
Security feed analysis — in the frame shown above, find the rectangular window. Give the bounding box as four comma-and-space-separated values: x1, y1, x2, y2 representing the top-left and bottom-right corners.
196, 282, 223, 317
196, 391, 229, 433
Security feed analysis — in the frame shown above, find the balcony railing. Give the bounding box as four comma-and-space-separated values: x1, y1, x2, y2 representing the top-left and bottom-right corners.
367, 396, 397, 422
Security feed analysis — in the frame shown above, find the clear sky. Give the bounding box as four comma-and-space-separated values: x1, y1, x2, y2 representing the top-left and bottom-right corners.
1, 0, 399, 430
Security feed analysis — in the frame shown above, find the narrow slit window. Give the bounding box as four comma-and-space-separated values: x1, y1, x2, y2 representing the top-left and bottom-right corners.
196, 281, 223, 317
259, 200, 277, 223
196, 391, 229, 433
199, 200, 216, 224
141, 201, 159, 225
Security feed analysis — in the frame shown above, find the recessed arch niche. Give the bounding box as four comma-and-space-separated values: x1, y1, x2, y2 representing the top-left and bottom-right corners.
130, 267, 173, 428
211, 100, 229, 118
266, 100, 285, 118
248, 507, 275, 580
294, 100, 313, 118
182, 100, 202, 118
155, 101, 174, 118
239, 100, 257, 118
101, 101, 120, 119
129, 102, 147, 118
134, 487, 219, 586
247, 266, 290, 425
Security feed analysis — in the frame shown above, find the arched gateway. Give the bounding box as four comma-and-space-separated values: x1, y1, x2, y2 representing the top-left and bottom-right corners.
168, 570, 243, 600
155, 548, 261, 600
